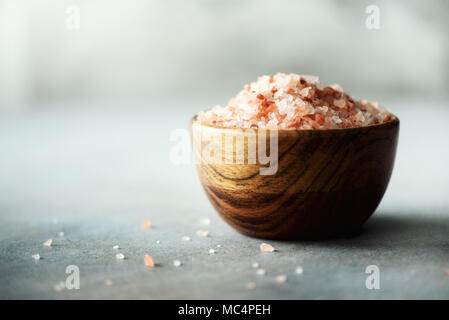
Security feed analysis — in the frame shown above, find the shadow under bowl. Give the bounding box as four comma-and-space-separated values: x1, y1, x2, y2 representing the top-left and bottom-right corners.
191, 115, 399, 240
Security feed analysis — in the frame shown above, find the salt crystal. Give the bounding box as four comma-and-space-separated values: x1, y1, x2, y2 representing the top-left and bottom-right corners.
196, 230, 209, 238
182, 236, 191, 241
276, 275, 287, 283
260, 243, 275, 253
252, 262, 259, 268
216, 244, 221, 248
141, 219, 151, 229
302, 75, 320, 84
246, 282, 256, 290
144, 254, 155, 267
115, 253, 125, 260
299, 87, 311, 97
200, 218, 211, 225
53, 284, 63, 292
295, 266, 304, 275
316, 83, 325, 90
334, 99, 346, 109
43, 239, 53, 247
330, 84, 343, 92
58, 232, 64, 237
256, 268, 266, 276
105, 279, 113, 286
113, 245, 120, 250
173, 260, 182, 267
156, 240, 161, 244
208, 248, 215, 255
32, 254, 40, 260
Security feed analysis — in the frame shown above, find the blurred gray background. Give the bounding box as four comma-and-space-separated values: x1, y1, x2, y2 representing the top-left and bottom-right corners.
1, 1, 449, 299
1, 0, 448, 110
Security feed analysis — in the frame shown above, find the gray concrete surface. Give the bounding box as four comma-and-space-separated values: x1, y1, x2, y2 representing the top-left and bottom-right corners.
0, 100, 448, 299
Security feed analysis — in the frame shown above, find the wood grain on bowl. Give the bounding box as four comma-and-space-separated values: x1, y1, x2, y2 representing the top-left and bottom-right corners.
191, 116, 399, 240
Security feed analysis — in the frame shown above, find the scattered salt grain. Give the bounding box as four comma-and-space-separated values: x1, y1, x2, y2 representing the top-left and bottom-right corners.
105, 280, 113, 286
173, 260, 182, 267
256, 268, 266, 276
58, 232, 64, 237
144, 254, 155, 267
295, 266, 304, 275
252, 262, 259, 268
156, 240, 161, 244
216, 244, 221, 248
53, 283, 64, 292
208, 248, 215, 255
113, 245, 120, 250
246, 282, 256, 290
141, 219, 151, 229
276, 275, 287, 283
182, 236, 191, 241
32, 254, 40, 260
200, 218, 211, 225
260, 243, 275, 253
115, 253, 125, 260
43, 238, 53, 247
196, 230, 209, 238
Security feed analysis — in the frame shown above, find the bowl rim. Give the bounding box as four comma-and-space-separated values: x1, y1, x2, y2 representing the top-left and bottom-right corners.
191, 113, 399, 134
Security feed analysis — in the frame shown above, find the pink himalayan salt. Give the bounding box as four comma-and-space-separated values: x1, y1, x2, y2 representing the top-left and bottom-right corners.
144, 254, 155, 267
141, 219, 151, 229
196, 230, 209, 238
260, 243, 275, 252
197, 73, 392, 130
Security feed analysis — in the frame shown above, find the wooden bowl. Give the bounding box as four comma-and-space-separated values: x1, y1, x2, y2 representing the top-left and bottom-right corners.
191, 115, 399, 240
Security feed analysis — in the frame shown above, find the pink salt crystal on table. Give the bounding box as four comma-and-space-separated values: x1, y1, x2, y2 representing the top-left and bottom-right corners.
444, 269, 449, 276
144, 254, 155, 267
196, 230, 209, 238
197, 73, 391, 130
276, 275, 287, 283
53, 283, 63, 292
260, 243, 275, 253
246, 282, 256, 290
141, 219, 151, 229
